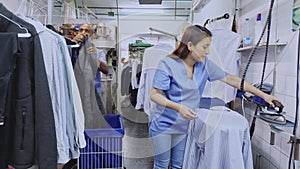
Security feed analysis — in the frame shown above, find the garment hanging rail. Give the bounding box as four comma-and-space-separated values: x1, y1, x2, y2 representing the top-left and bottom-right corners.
55, 0, 92, 20
29, 0, 48, 16
83, 5, 97, 19
149, 27, 178, 43
17, 0, 48, 24
17, 0, 47, 16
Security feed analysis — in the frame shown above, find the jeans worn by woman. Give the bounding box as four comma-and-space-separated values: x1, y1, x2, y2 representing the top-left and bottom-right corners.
150, 130, 187, 169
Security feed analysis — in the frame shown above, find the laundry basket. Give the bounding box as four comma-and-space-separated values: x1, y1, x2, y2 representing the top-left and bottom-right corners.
78, 114, 124, 169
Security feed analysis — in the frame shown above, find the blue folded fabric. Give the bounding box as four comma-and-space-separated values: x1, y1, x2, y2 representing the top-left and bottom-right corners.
199, 97, 227, 109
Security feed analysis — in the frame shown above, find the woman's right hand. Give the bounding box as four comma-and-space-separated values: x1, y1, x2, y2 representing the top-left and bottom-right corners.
178, 105, 197, 120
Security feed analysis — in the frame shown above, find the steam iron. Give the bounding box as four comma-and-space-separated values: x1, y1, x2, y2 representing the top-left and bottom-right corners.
259, 100, 286, 125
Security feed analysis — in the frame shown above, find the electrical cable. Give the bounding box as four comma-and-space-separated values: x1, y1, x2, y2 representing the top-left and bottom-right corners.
241, 95, 246, 118
240, 32, 297, 116
239, 0, 275, 138
261, 31, 298, 84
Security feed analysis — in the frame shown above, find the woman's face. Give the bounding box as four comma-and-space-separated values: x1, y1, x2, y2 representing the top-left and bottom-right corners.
188, 36, 211, 62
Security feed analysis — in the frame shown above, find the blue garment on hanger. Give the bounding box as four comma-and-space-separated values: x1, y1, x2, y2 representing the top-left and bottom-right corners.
94, 49, 106, 97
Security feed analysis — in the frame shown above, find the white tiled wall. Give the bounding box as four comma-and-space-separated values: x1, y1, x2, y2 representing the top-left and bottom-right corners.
250, 133, 292, 169
237, 0, 299, 168
194, 0, 299, 168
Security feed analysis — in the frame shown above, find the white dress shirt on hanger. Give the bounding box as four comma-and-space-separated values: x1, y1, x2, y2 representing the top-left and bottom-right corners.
135, 43, 174, 116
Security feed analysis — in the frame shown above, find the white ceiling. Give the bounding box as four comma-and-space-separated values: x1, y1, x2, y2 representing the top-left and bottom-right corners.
54, 0, 193, 20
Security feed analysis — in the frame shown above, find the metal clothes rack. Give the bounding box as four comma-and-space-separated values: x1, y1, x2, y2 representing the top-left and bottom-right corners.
17, 0, 48, 23
18, 0, 95, 24
149, 27, 178, 46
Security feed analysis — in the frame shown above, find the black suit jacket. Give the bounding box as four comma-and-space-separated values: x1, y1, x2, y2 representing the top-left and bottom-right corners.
0, 3, 57, 169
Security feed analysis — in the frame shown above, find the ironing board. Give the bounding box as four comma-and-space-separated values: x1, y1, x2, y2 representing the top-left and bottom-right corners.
183, 106, 253, 169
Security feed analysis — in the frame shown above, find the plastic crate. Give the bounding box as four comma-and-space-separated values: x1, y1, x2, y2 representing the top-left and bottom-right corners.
79, 114, 124, 169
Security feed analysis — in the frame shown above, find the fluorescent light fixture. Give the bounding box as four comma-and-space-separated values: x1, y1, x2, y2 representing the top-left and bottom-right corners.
139, 0, 162, 4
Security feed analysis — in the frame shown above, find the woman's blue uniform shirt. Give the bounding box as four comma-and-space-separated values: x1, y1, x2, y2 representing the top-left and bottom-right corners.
150, 56, 228, 134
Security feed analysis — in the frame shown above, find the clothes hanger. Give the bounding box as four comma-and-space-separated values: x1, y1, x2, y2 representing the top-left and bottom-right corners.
0, 13, 31, 38
64, 36, 80, 48
71, 44, 80, 48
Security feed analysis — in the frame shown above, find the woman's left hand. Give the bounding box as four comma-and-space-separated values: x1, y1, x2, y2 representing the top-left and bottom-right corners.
178, 105, 197, 120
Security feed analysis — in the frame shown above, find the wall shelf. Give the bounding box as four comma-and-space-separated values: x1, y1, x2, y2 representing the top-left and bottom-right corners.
237, 42, 287, 52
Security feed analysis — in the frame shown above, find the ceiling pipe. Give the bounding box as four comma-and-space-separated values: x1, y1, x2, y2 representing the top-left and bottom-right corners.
76, 6, 190, 10
174, 0, 177, 20
94, 13, 189, 17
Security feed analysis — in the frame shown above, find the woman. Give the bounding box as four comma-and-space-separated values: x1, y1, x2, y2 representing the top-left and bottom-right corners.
149, 25, 278, 169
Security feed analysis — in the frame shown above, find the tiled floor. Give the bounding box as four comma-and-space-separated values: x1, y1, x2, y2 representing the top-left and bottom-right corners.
121, 105, 154, 169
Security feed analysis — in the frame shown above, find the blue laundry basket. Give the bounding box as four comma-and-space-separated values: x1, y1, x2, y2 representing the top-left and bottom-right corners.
79, 114, 124, 169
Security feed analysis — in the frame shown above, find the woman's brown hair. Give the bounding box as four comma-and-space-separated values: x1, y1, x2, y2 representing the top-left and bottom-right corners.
173, 25, 212, 59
